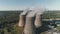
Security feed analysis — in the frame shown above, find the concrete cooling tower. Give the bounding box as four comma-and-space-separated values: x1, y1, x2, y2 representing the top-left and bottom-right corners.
18, 9, 31, 27
23, 11, 36, 34
18, 15, 26, 27
34, 8, 45, 28
35, 13, 42, 28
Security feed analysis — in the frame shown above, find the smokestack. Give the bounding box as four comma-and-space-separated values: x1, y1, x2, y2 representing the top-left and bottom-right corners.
18, 8, 31, 27
35, 14, 42, 28
23, 11, 36, 34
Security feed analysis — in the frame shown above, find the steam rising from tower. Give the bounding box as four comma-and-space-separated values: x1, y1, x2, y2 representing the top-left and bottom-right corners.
18, 8, 30, 27
34, 8, 45, 28
23, 11, 36, 34
18, 7, 46, 34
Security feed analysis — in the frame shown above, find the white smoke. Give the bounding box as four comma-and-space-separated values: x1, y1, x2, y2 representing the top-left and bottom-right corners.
27, 9, 37, 17
27, 7, 46, 17
34, 7, 46, 15
20, 8, 30, 15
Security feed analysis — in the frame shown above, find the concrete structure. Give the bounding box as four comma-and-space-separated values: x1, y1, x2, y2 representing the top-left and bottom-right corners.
23, 11, 36, 34
34, 8, 44, 28
18, 14, 26, 27
35, 14, 42, 28
18, 9, 31, 27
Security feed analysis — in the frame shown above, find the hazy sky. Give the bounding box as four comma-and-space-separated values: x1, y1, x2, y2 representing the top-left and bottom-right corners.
0, 0, 60, 10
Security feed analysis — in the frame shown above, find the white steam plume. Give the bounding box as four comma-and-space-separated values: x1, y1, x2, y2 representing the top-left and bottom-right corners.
27, 7, 46, 17
20, 8, 30, 15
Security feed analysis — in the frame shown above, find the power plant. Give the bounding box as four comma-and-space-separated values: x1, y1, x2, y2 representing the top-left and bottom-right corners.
18, 8, 45, 34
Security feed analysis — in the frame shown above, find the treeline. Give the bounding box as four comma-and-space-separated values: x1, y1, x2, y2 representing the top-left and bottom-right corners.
42, 11, 60, 19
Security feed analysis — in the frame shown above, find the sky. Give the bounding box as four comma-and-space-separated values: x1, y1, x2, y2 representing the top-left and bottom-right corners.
0, 0, 60, 10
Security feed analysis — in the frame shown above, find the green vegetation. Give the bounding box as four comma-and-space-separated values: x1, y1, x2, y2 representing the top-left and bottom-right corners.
0, 11, 60, 34
42, 11, 60, 19
56, 26, 60, 30
0, 11, 23, 34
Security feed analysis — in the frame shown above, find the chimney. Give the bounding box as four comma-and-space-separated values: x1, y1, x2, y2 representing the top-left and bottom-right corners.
23, 11, 36, 34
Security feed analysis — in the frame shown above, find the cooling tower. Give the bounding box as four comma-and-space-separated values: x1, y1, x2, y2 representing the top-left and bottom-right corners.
35, 14, 42, 28
18, 9, 31, 27
23, 12, 36, 34
18, 15, 26, 27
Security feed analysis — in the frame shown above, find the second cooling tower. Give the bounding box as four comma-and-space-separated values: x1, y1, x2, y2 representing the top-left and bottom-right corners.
24, 16, 36, 34
35, 13, 42, 28
23, 11, 37, 34
18, 9, 31, 27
